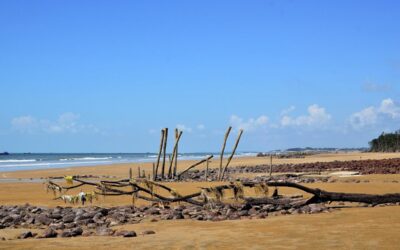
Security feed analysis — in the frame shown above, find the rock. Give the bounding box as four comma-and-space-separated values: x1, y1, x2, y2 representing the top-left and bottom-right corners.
116, 230, 137, 237
87, 223, 97, 229
142, 230, 156, 235
146, 207, 161, 215
49, 222, 65, 230
173, 211, 184, 220
62, 213, 75, 223
36, 214, 52, 225
61, 227, 83, 237
42, 228, 58, 238
82, 231, 93, 237
308, 204, 326, 214
228, 214, 240, 220
1, 216, 13, 224
64, 222, 76, 229
19, 231, 34, 239
26, 217, 35, 224
31, 208, 42, 213
71, 227, 83, 236
49, 213, 62, 220
96, 227, 115, 236
61, 231, 73, 238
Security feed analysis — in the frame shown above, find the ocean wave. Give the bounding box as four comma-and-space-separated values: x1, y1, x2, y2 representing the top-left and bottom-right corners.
0, 159, 37, 163
0, 160, 114, 168
59, 157, 113, 161
237, 152, 258, 157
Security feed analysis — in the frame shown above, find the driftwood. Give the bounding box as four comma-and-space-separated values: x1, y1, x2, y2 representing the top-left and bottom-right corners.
220, 129, 243, 180
173, 128, 179, 177
46, 175, 400, 209
161, 128, 168, 179
154, 129, 165, 180
269, 155, 273, 177
168, 130, 183, 178
218, 126, 232, 180
177, 155, 214, 179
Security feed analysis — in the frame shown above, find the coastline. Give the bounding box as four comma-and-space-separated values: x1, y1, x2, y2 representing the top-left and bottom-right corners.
2, 151, 400, 180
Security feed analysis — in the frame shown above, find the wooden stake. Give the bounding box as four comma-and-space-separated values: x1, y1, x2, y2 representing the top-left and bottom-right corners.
168, 130, 183, 178
220, 129, 243, 180
129, 168, 132, 179
138, 166, 141, 178
155, 129, 165, 180
173, 128, 179, 177
269, 154, 273, 177
218, 126, 232, 180
161, 128, 168, 179
177, 155, 214, 179
152, 163, 155, 180
205, 159, 209, 180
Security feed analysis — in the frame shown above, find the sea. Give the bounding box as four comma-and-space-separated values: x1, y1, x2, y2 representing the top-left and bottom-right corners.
0, 152, 257, 172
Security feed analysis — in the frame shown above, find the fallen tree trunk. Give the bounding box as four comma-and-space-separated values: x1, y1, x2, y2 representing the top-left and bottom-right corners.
47, 177, 400, 207
243, 181, 400, 205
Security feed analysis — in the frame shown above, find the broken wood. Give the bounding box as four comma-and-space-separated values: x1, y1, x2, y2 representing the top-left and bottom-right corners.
177, 155, 214, 179
47, 177, 400, 208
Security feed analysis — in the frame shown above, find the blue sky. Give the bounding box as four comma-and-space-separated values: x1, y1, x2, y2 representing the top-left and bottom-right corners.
1, 0, 399, 153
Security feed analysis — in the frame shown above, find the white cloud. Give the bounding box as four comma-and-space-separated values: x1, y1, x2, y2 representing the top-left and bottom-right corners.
197, 124, 205, 130
176, 124, 192, 133
349, 106, 378, 129
11, 112, 99, 134
280, 104, 331, 127
349, 98, 400, 129
379, 98, 400, 119
11, 116, 38, 133
229, 115, 269, 131
280, 105, 295, 116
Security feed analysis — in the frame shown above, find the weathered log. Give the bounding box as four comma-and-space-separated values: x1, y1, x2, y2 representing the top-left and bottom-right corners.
48, 177, 400, 208
177, 155, 214, 179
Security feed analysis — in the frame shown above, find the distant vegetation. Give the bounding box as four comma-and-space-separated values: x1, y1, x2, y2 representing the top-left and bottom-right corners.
369, 130, 400, 152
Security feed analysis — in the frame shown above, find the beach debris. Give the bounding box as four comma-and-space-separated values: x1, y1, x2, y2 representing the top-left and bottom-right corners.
65, 176, 74, 184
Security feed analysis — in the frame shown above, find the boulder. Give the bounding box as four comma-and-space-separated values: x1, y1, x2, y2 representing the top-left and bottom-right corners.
142, 230, 156, 235
19, 231, 34, 239
36, 214, 52, 225
42, 228, 58, 238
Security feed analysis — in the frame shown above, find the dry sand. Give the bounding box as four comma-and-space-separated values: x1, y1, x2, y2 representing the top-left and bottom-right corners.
1, 152, 400, 249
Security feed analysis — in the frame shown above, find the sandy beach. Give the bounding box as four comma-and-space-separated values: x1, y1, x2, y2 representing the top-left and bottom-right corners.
1, 152, 400, 249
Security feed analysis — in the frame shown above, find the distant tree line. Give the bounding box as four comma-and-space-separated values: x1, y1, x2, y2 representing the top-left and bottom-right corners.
369, 130, 400, 152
